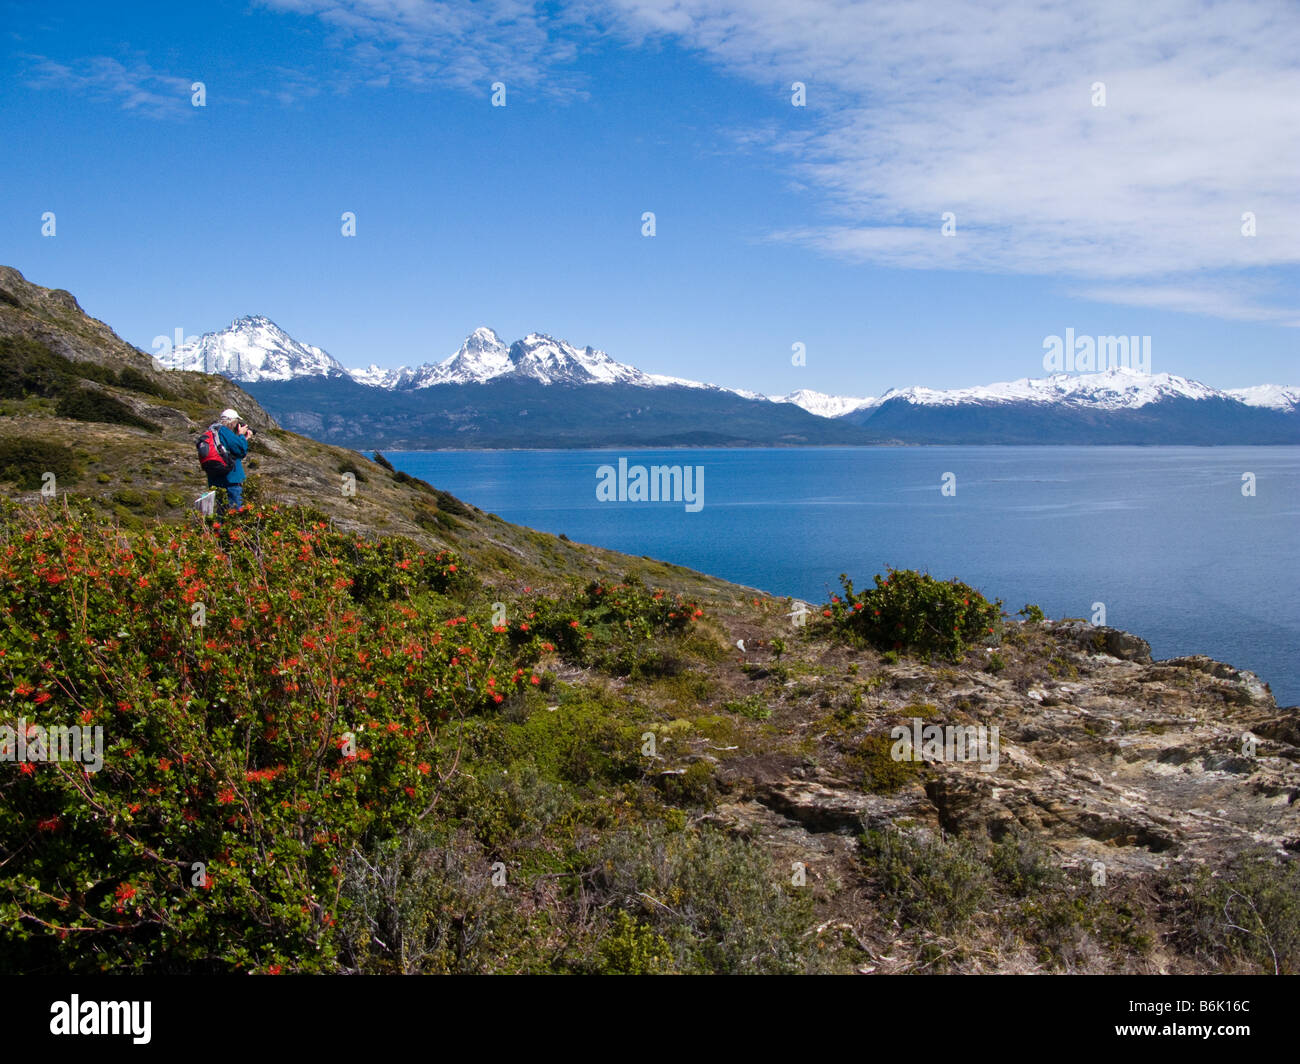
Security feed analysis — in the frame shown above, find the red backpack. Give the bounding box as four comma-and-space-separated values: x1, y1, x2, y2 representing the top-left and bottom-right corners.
196, 424, 231, 475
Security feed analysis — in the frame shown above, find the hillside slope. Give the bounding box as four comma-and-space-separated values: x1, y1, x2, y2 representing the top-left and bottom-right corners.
2, 265, 1298, 975
0, 266, 734, 595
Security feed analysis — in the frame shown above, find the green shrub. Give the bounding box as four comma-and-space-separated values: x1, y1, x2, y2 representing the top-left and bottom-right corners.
55, 387, 156, 431
337, 458, 368, 484
0, 438, 79, 491
655, 760, 716, 805
595, 911, 673, 974
721, 693, 771, 720
585, 824, 818, 974
1181, 852, 1300, 974
116, 367, 168, 397
825, 569, 1002, 661
336, 825, 529, 974
513, 579, 704, 668
1018, 603, 1046, 623
0, 335, 118, 400
989, 830, 1061, 897
111, 488, 145, 507
0, 336, 73, 399
392, 469, 434, 493
859, 827, 991, 933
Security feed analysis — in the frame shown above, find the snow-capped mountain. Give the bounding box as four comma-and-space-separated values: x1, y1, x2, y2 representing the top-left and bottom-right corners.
867, 369, 1224, 411
164, 315, 1299, 447
352, 329, 702, 389
177, 317, 761, 394
1227, 384, 1300, 413
161, 316, 347, 382
772, 389, 879, 418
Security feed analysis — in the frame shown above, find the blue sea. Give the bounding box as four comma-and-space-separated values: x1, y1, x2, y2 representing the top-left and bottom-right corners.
385, 447, 1300, 706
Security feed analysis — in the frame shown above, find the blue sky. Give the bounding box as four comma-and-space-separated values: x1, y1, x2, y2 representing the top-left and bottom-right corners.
2, 0, 1297, 396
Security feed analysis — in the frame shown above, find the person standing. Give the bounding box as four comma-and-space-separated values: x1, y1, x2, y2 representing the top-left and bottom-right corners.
203, 408, 253, 513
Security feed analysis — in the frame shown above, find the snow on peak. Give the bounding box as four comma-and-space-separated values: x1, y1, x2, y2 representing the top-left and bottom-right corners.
160, 317, 1299, 426
878, 368, 1222, 410
508, 333, 652, 385
408, 326, 513, 386
389, 330, 658, 388
772, 389, 879, 418
163, 315, 346, 382
1227, 384, 1300, 412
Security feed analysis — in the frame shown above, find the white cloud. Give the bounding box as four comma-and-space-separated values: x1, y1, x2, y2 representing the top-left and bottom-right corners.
25, 55, 193, 118
257, 0, 587, 98
1068, 281, 1300, 328
581, 0, 1300, 320
45, 2, 1294, 323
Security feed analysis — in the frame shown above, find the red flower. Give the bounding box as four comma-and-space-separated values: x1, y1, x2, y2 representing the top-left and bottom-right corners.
417, 762, 430, 775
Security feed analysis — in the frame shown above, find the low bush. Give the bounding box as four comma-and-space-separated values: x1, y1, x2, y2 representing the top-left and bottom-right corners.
0, 438, 79, 491
825, 569, 1002, 661
584, 823, 819, 974
55, 387, 156, 431
116, 367, 169, 397
1179, 851, 1300, 974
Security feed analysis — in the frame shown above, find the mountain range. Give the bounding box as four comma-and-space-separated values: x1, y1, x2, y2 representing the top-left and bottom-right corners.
157, 315, 1300, 448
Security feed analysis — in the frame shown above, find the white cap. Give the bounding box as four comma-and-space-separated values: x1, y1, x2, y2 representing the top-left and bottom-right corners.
220, 408, 241, 422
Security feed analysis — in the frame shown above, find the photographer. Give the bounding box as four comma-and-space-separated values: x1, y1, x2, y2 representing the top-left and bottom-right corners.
205, 407, 254, 513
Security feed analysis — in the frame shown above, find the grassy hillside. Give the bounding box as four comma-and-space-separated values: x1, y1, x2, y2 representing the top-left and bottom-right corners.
0, 266, 740, 598
2, 265, 1298, 975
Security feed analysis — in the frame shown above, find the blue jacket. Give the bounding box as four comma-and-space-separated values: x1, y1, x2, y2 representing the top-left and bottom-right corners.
210, 424, 249, 485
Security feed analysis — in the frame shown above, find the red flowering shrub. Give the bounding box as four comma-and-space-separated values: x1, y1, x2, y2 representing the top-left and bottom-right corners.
0, 502, 537, 973
512, 579, 704, 665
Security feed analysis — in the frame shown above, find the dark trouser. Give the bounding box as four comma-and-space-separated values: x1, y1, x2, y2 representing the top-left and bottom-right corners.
208, 481, 243, 514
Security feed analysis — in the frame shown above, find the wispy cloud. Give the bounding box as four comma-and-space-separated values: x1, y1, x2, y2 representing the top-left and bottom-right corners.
1069, 281, 1300, 328
25, 54, 194, 118
257, 0, 587, 99
580, 0, 1300, 321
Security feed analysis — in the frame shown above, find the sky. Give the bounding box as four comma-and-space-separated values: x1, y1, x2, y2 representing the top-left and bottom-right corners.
1, 0, 1297, 397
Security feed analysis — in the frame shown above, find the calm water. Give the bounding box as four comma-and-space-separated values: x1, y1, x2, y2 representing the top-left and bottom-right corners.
386, 447, 1300, 705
